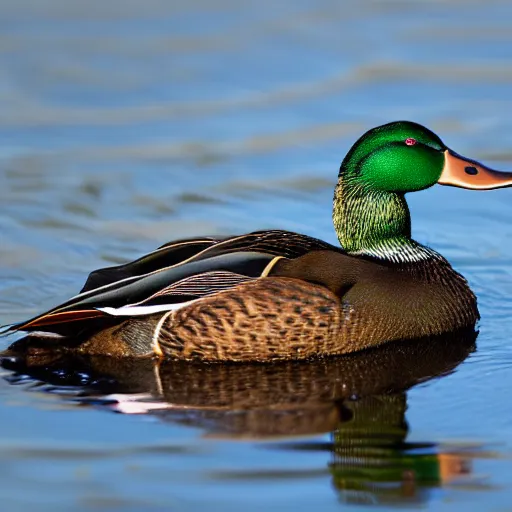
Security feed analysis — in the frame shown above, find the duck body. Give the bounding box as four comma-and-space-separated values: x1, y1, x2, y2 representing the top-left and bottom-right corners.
7, 229, 477, 361
6, 120, 512, 362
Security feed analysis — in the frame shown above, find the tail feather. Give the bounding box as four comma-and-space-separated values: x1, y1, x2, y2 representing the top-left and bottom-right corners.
0, 323, 16, 336
7, 309, 108, 333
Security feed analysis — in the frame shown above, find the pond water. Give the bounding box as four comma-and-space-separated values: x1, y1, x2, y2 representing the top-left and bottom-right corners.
1, 1, 512, 510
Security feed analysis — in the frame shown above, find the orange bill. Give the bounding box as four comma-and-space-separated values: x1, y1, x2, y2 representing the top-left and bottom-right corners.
439, 149, 512, 189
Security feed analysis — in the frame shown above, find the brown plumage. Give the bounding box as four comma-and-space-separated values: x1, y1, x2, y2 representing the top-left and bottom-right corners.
4, 229, 479, 362
7, 233, 478, 361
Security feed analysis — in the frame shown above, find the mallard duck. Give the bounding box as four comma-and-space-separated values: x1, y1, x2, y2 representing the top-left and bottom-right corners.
5, 121, 512, 361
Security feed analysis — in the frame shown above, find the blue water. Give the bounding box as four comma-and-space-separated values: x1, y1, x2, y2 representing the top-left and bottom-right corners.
1, 1, 512, 510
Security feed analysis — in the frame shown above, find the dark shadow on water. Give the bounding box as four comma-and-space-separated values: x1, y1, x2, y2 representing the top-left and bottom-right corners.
1, 328, 491, 506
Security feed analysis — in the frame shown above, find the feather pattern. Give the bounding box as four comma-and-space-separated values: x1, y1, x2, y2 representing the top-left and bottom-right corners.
97, 272, 256, 317
81, 238, 218, 293
135, 271, 254, 303
8, 230, 332, 332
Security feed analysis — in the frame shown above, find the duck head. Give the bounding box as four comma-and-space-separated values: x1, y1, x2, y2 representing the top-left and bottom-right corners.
334, 121, 512, 258
342, 120, 512, 192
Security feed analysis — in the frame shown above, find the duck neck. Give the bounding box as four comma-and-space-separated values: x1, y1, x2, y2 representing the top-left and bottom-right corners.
333, 177, 437, 264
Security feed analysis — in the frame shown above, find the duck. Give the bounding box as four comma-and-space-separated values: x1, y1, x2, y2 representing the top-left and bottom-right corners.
4, 121, 512, 361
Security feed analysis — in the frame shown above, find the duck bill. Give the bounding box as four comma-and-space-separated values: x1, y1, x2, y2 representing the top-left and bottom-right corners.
439, 149, 512, 190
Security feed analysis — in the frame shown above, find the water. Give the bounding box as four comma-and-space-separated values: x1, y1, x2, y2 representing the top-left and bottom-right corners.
1, 0, 512, 510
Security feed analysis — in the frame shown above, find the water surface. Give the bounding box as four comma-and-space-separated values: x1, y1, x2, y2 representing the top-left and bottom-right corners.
1, 1, 512, 510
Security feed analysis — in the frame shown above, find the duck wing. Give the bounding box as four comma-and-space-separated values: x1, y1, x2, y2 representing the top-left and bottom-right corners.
8, 230, 340, 334
80, 236, 220, 293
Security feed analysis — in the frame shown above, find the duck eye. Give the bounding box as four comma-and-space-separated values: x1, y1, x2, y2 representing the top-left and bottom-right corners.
405, 138, 417, 146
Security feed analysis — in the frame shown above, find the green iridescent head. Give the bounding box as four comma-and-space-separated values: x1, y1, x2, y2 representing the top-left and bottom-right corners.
340, 121, 447, 193
333, 120, 512, 260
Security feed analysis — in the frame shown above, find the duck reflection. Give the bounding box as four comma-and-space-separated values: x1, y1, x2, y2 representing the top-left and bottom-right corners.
328, 394, 474, 505
1, 328, 479, 505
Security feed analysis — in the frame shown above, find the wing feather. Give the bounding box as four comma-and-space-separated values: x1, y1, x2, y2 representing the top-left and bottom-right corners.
81, 238, 218, 293
8, 229, 341, 334
15, 309, 109, 331
10, 252, 274, 332
136, 271, 254, 303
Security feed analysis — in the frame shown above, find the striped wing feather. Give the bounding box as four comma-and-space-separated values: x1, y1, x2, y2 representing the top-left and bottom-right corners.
10, 230, 340, 333
134, 271, 255, 305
